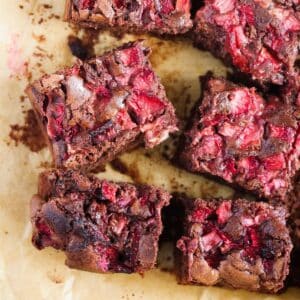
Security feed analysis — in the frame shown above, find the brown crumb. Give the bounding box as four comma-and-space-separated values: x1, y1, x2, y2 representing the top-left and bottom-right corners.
67, 28, 99, 60
9, 109, 46, 152
32, 33, 46, 43
111, 158, 128, 175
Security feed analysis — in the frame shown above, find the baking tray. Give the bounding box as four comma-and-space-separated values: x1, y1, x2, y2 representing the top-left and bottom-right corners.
0, 1, 299, 299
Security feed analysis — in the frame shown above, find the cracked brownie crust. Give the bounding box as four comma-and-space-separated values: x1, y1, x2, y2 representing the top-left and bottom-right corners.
26, 41, 178, 172
179, 77, 300, 202
64, 0, 193, 34
31, 169, 170, 274
193, 0, 300, 85
176, 198, 292, 293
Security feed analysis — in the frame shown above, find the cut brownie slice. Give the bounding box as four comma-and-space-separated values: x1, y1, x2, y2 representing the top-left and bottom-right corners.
64, 0, 192, 35
193, 0, 300, 85
26, 41, 178, 171
179, 77, 300, 202
31, 169, 170, 274
176, 198, 292, 293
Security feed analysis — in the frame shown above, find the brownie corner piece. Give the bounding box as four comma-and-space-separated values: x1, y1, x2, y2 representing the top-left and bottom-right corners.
64, 0, 192, 35
30, 169, 170, 274
176, 198, 292, 293
179, 76, 300, 202
193, 0, 300, 85
26, 41, 178, 171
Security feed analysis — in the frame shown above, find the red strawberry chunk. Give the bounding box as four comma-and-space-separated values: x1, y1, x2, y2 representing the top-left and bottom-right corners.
101, 181, 118, 202
239, 4, 255, 25
263, 153, 286, 171
212, 0, 235, 14
36, 221, 52, 237
197, 135, 223, 159
235, 122, 263, 150
130, 68, 155, 91
227, 26, 249, 71
237, 156, 259, 179
216, 201, 232, 224
47, 103, 65, 139
249, 227, 260, 248
160, 0, 175, 14
127, 92, 166, 124
97, 246, 118, 271
115, 109, 136, 130
114, 0, 125, 9
201, 230, 223, 252
117, 46, 141, 67
190, 207, 213, 222
175, 0, 191, 13
269, 124, 295, 143
79, 0, 95, 10
223, 158, 237, 180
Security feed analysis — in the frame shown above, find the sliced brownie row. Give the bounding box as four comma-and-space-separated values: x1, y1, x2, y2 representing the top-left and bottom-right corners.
31, 169, 292, 293
64, 0, 300, 85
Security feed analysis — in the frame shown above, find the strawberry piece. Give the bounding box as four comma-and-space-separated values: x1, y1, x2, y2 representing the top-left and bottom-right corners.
127, 92, 166, 124
47, 102, 65, 139
131, 68, 155, 91
101, 181, 118, 202
263, 154, 286, 171
190, 207, 213, 222
175, 0, 191, 13
160, 0, 175, 14
216, 201, 232, 224
201, 230, 223, 251
117, 46, 141, 67
212, 0, 235, 14
269, 124, 295, 143
97, 246, 118, 271
79, 0, 96, 10
115, 109, 136, 130
197, 135, 223, 159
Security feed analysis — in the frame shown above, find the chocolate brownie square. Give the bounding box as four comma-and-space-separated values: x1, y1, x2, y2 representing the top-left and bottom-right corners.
176, 198, 292, 293
179, 77, 300, 202
26, 41, 178, 171
193, 0, 300, 85
31, 169, 170, 274
64, 0, 193, 34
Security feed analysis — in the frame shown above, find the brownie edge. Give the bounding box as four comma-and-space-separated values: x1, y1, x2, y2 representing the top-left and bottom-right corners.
31, 169, 170, 274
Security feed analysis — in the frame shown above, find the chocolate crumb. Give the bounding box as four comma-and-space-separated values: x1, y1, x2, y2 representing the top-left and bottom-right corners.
67, 29, 99, 60
67, 35, 88, 60
111, 158, 129, 175
9, 109, 46, 152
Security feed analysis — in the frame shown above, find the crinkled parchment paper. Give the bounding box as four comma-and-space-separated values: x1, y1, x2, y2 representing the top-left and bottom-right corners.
0, 1, 299, 299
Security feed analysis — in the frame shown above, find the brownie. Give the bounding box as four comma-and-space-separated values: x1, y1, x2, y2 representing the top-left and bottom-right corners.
26, 41, 178, 171
30, 169, 170, 274
64, 0, 193, 34
193, 0, 300, 85
176, 198, 292, 293
179, 77, 300, 202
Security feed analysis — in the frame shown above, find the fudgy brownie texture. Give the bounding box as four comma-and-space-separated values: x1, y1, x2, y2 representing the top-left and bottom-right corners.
64, 0, 192, 34
176, 198, 292, 293
179, 77, 300, 202
31, 169, 170, 274
193, 0, 300, 85
26, 41, 178, 172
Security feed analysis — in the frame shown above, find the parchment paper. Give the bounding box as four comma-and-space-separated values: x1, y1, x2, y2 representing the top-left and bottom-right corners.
0, 1, 299, 299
